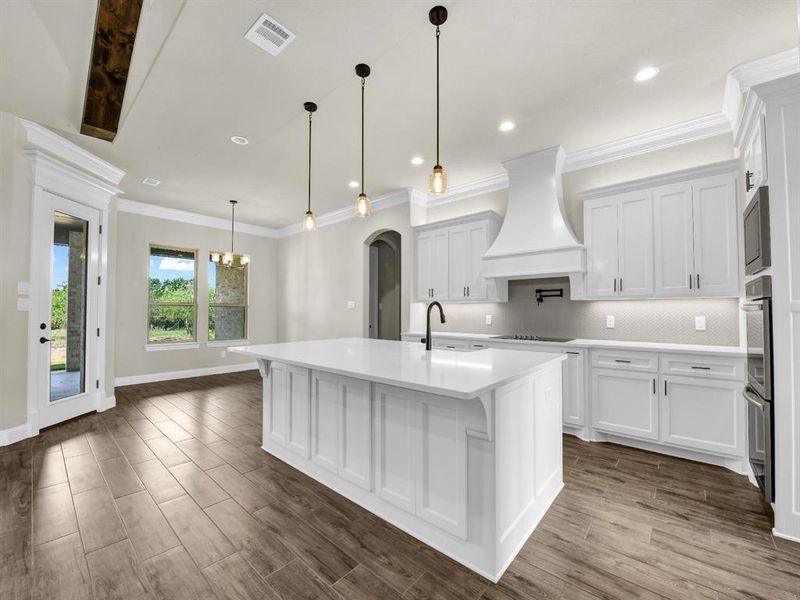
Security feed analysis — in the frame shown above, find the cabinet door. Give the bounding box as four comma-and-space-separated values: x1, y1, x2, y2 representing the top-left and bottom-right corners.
745, 114, 767, 201
563, 351, 585, 427
617, 190, 654, 297
374, 384, 416, 512
660, 375, 744, 457
653, 182, 694, 297
416, 232, 432, 300
430, 228, 450, 301
311, 371, 340, 473
338, 377, 372, 490
591, 368, 658, 441
584, 197, 619, 297
691, 174, 739, 297
286, 366, 311, 458
265, 363, 287, 446
448, 225, 468, 299
466, 220, 489, 300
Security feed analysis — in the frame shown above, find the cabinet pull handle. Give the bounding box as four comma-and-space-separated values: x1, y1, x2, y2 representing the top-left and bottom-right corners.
653, 379, 656, 394
613, 278, 617, 292
467, 286, 470, 296
566, 351, 580, 355
463, 286, 466, 297
696, 274, 700, 289
746, 170, 754, 192
689, 273, 693, 290
619, 278, 623, 292
664, 380, 668, 396
691, 366, 711, 370
615, 359, 631, 363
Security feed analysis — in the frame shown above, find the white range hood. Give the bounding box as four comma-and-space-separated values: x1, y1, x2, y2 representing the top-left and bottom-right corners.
482, 146, 586, 297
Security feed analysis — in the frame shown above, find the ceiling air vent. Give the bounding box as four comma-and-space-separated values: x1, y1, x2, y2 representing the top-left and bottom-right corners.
244, 13, 295, 56
141, 177, 161, 187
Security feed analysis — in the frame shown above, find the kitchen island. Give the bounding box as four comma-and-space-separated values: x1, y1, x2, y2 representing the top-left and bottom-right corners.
230, 338, 565, 581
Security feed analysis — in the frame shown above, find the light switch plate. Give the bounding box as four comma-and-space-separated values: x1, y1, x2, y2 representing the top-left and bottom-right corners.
606, 315, 615, 329
346, 300, 356, 310
17, 297, 30, 311
17, 281, 29, 295
485, 314, 493, 326
695, 316, 706, 331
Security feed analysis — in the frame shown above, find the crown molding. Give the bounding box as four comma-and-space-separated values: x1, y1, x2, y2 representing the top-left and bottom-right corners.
117, 198, 281, 238
730, 48, 800, 93
20, 119, 126, 185
26, 150, 122, 208
562, 113, 732, 173
577, 158, 739, 201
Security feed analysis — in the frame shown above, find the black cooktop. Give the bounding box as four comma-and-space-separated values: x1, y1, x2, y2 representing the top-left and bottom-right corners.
493, 334, 574, 343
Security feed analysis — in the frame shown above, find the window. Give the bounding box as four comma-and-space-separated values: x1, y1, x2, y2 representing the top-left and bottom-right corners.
208, 253, 248, 341
148, 246, 197, 344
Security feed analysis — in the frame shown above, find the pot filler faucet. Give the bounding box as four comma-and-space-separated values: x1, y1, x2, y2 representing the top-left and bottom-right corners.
425, 301, 446, 351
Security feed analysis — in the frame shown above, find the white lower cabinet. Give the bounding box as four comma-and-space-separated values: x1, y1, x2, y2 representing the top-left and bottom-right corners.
660, 375, 744, 457
311, 371, 373, 490
374, 384, 416, 512
563, 351, 585, 427
286, 366, 311, 458
265, 362, 288, 446
591, 368, 659, 441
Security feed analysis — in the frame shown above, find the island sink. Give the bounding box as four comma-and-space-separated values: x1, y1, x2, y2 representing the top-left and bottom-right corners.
231, 337, 565, 582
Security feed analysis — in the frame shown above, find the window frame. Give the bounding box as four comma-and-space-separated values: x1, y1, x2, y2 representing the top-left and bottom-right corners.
146, 244, 199, 345
207, 253, 249, 343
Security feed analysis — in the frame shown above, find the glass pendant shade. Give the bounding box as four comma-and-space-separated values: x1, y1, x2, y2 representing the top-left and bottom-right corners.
210, 252, 221, 263
303, 210, 316, 231
429, 164, 447, 194
354, 193, 370, 217
240, 254, 250, 266
222, 252, 233, 266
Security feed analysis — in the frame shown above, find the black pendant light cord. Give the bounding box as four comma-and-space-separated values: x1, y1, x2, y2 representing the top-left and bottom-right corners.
230, 202, 235, 254
435, 25, 440, 166
361, 76, 365, 195
307, 111, 312, 213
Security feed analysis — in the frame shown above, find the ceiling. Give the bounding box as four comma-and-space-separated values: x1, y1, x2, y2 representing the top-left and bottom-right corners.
0, 1, 796, 228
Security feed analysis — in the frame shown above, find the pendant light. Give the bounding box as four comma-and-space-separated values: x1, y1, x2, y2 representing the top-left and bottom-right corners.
354, 63, 371, 217
211, 200, 250, 268
429, 5, 448, 195
302, 101, 318, 231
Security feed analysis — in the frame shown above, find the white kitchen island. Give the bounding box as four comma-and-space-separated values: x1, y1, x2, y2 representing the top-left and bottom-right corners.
230, 337, 565, 582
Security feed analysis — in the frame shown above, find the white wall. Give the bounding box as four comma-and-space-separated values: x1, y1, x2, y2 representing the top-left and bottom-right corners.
277, 203, 413, 342
113, 211, 278, 381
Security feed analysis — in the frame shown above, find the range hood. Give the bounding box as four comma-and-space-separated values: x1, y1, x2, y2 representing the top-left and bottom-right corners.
482, 146, 586, 297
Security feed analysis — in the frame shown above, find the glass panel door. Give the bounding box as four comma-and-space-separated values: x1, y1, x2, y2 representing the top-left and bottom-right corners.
49, 211, 89, 402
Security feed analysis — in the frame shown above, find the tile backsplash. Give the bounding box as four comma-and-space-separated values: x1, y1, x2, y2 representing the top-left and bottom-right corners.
421, 279, 740, 346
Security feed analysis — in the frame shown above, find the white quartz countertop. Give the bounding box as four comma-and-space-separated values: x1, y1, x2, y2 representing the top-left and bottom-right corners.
402, 331, 746, 356
230, 337, 565, 400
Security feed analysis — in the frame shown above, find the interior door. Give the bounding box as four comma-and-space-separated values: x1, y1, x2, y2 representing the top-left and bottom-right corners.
34, 191, 100, 428
653, 182, 694, 297
616, 190, 654, 297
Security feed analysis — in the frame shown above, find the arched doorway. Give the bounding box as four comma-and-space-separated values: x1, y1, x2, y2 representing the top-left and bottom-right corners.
366, 230, 401, 340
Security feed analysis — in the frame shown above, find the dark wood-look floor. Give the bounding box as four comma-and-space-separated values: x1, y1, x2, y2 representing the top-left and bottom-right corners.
2, 370, 799, 600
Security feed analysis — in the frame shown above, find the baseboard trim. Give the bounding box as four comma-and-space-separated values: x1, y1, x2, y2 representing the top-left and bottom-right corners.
773, 529, 800, 545
114, 362, 258, 387
0, 423, 34, 447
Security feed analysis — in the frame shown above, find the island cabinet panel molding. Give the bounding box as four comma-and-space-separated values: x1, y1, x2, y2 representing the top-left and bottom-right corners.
231, 338, 566, 581
81, 0, 144, 141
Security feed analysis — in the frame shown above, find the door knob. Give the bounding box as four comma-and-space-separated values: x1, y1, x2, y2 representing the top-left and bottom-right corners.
39, 323, 47, 330
39, 337, 51, 344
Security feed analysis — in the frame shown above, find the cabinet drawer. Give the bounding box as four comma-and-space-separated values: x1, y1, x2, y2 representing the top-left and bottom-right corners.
591, 350, 657, 372
660, 354, 744, 381
433, 339, 471, 351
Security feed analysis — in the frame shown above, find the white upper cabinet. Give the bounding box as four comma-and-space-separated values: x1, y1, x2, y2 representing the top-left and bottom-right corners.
583, 161, 739, 300
736, 92, 768, 202
415, 211, 503, 303
691, 174, 739, 297
584, 191, 653, 298
585, 197, 619, 298
653, 182, 694, 297
617, 191, 654, 297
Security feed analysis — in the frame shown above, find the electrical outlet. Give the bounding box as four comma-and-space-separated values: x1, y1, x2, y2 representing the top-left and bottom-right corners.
695, 316, 706, 331
220, 349, 226, 358
346, 300, 356, 310
606, 315, 615, 329
485, 314, 493, 326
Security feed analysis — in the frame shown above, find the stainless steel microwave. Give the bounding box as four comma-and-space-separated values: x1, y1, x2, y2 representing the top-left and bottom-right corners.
743, 186, 771, 275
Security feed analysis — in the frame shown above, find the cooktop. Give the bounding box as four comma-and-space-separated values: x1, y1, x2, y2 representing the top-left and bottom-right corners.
493, 334, 574, 343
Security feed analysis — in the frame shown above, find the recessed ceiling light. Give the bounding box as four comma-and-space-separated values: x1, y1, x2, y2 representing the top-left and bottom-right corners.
633, 66, 659, 82
230, 136, 249, 145
410, 156, 424, 165
498, 120, 516, 132
349, 180, 359, 188
142, 177, 161, 187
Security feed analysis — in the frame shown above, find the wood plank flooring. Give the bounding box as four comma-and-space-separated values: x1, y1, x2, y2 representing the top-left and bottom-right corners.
2, 370, 798, 599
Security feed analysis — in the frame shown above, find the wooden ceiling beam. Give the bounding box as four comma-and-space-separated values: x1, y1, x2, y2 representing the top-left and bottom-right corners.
81, 0, 144, 142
